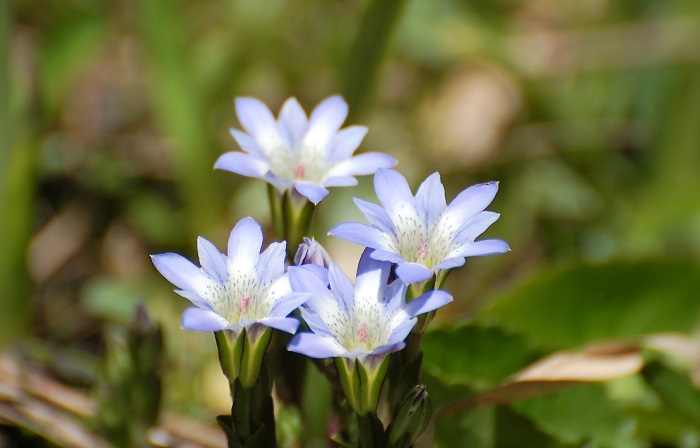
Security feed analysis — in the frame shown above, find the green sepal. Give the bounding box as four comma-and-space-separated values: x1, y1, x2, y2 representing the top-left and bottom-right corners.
234, 326, 273, 389
336, 356, 391, 416
215, 330, 237, 382
357, 356, 390, 415
336, 357, 362, 414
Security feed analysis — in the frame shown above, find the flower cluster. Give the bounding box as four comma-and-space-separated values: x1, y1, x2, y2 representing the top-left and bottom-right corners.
151, 95, 509, 445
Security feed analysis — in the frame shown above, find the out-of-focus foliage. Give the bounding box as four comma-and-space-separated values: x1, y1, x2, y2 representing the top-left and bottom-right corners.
3, 0, 700, 446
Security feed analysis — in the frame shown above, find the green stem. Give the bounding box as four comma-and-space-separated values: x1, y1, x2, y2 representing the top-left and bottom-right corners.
268, 184, 285, 240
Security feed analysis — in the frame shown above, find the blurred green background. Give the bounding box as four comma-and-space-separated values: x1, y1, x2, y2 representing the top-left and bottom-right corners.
2, 0, 700, 446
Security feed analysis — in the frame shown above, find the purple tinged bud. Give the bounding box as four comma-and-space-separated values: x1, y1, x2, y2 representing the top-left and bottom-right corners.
294, 237, 332, 268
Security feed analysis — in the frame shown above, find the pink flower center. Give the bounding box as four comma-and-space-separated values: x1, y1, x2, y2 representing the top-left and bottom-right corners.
357, 324, 368, 343
416, 236, 430, 260
238, 297, 250, 314
293, 164, 306, 179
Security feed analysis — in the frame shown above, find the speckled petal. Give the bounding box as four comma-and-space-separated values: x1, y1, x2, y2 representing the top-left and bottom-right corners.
353, 198, 395, 235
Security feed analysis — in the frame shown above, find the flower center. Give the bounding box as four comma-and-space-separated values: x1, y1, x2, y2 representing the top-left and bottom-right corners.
357, 324, 368, 343
239, 296, 250, 314
416, 236, 430, 260
293, 163, 306, 179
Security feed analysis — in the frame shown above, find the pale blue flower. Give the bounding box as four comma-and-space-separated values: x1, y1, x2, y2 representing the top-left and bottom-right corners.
287, 250, 452, 360
151, 217, 307, 334
330, 169, 510, 285
215, 95, 397, 204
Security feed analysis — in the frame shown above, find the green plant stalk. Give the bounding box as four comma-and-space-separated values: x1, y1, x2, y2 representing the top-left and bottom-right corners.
388, 274, 441, 412
343, 0, 408, 115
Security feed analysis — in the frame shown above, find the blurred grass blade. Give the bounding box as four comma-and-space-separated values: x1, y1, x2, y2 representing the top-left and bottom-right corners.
138, 0, 221, 234
0, 1, 31, 346
343, 0, 407, 115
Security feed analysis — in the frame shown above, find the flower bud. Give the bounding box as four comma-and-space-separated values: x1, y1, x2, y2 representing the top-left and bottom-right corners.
294, 237, 332, 268
386, 385, 432, 448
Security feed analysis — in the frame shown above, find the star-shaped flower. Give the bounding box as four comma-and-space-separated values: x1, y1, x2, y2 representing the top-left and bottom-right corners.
151, 217, 307, 334
287, 250, 452, 360
329, 169, 510, 285
215, 95, 397, 204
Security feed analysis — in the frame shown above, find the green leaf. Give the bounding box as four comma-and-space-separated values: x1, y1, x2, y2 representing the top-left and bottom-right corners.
422, 323, 538, 389
511, 383, 643, 447
639, 362, 700, 439
481, 261, 700, 350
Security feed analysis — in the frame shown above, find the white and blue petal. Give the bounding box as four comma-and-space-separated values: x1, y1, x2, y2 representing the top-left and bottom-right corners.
329, 222, 393, 251
323, 176, 358, 187
402, 290, 453, 318
288, 333, 347, 359
440, 182, 499, 230
197, 237, 228, 283
374, 169, 417, 224
229, 128, 266, 158
181, 307, 230, 332
278, 97, 308, 147
214, 152, 269, 178
294, 181, 330, 204
227, 217, 263, 270
257, 241, 287, 286
324, 152, 397, 178
327, 126, 368, 162
394, 262, 433, 284
258, 316, 300, 334
415, 172, 447, 228
235, 97, 288, 149
302, 95, 349, 152
353, 198, 395, 235
449, 239, 510, 258
151, 253, 213, 301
